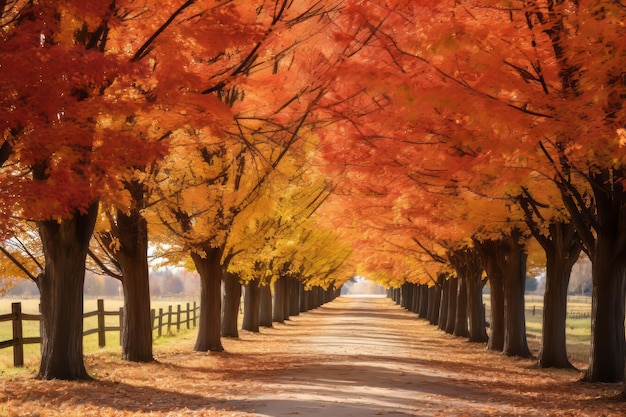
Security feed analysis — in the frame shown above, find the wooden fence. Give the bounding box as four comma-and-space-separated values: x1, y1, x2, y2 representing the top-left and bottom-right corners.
0, 299, 198, 367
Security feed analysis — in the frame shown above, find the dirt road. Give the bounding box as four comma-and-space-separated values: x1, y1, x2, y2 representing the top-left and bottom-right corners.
229, 296, 622, 416
1, 295, 623, 416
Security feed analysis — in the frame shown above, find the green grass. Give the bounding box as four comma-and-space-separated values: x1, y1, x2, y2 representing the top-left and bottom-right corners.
0, 297, 198, 372
485, 294, 592, 366
0, 294, 601, 373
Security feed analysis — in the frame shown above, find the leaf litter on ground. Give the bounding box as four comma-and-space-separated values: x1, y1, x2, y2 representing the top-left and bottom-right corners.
0, 296, 623, 416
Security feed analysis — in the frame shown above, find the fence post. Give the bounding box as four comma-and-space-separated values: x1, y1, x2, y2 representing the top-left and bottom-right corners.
12, 303, 24, 367
158, 308, 163, 338
150, 308, 155, 333
97, 299, 106, 348
176, 304, 182, 332
167, 305, 173, 336
186, 302, 191, 330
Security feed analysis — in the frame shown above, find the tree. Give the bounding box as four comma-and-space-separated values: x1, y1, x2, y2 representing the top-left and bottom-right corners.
517, 185, 582, 368
0, 0, 164, 380
152, 0, 346, 352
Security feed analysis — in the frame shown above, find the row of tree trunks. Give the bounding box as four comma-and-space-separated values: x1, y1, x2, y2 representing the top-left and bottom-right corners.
396, 227, 594, 374
241, 277, 340, 333
448, 248, 488, 343
392, 234, 529, 358
473, 232, 531, 358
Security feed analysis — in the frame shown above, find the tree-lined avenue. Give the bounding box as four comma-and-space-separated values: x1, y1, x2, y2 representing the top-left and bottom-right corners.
1, 0, 626, 404
2, 295, 623, 416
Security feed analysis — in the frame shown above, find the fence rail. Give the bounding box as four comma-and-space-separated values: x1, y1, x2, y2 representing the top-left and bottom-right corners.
0, 299, 198, 367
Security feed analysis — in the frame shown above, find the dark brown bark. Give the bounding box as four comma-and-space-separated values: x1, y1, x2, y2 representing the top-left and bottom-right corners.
418, 284, 429, 318
501, 232, 531, 358
283, 275, 291, 321
456, 248, 488, 343
412, 284, 420, 314
537, 222, 581, 369
427, 285, 439, 325
221, 271, 241, 338
445, 277, 458, 334
438, 278, 449, 331
301, 288, 310, 312
272, 276, 286, 323
393, 287, 401, 305
434, 278, 443, 325
37, 202, 98, 380
289, 278, 301, 317
109, 204, 153, 363
299, 282, 307, 313
259, 283, 273, 327
585, 235, 626, 382
401, 282, 410, 310
311, 287, 321, 308
242, 278, 261, 332
191, 246, 224, 352
475, 239, 506, 352
453, 276, 469, 338
307, 287, 316, 309
466, 275, 488, 343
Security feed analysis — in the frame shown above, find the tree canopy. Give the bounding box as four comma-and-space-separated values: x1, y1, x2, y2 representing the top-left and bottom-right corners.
1, 0, 625, 393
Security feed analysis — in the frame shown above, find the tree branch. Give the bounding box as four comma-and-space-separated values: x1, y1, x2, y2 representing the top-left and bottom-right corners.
0, 245, 39, 283
132, 0, 195, 62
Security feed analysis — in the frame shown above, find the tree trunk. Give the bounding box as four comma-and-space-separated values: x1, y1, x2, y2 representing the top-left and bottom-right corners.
427, 285, 439, 325
502, 234, 531, 358
538, 222, 581, 369
191, 246, 224, 352
412, 284, 420, 314
289, 278, 301, 317
449, 248, 486, 342
242, 279, 261, 332
462, 249, 488, 343
467, 275, 488, 343
37, 203, 98, 380
418, 284, 429, 318
259, 283, 273, 327
299, 283, 307, 313
585, 236, 626, 382
445, 277, 458, 334
283, 276, 291, 321
221, 271, 241, 338
311, 287, 320, 308
114, 208, 153, 362
438, 278, 449, 332
476, 239, 506, 352
401, 282, 410, 310
453, 276, 469, 338
273, 276, 285, 323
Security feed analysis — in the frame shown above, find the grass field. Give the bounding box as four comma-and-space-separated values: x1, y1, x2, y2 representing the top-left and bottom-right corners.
0, 294, 598, 374
0, 297, 198, 374
485, 294, 593, 368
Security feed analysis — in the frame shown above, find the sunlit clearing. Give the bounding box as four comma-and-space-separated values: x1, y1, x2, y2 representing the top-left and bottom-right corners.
340, 276, 386, 297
